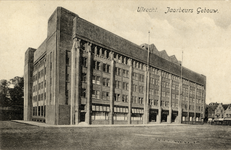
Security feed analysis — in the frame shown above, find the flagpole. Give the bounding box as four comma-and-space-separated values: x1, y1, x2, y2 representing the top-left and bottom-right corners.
180, 50, 183, 123
144, 31, 150, 124
147, 31, 150, 68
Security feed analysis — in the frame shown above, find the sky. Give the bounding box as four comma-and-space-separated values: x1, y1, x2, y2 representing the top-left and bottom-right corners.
0, 1, 231, 104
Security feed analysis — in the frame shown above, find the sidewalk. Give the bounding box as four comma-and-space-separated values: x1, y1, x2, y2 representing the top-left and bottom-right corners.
12, 120, 186, 128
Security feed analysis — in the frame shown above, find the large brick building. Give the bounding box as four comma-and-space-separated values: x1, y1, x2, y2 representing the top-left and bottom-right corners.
24, 7, 206, 125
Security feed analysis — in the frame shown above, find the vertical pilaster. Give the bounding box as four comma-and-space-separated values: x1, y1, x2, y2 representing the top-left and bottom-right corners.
194, 85, 197, 121
109, 52, 115, 125
74, 38, 81, 125
70, 39, 76, 125
177, 78, 182, 124
36, 67, 39, 116
167, 75, 172, 123
187, 85, 190, 122
43, 61, 46, 117
146, 67, 150, 124
203, 84, 206, 122
143, 66, 149, 124
24, 48, 36, 121
127, 59, 132, 124
86, 42, 92, 124
157, 70, 162, 123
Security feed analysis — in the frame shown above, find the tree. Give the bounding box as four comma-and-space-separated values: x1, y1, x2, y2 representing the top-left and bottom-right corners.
0, 77, 24, 108
8, 76, 24, 108
0, 79, 10, 107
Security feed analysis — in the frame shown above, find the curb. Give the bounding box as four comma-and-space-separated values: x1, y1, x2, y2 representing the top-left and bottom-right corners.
11, 120, 187, 128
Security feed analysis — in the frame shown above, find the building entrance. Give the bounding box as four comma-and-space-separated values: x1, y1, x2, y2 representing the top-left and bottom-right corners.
172, 111, 178, 122
80, 112, 85, 122
161, 110, 169, 122
149, 109, 158, 122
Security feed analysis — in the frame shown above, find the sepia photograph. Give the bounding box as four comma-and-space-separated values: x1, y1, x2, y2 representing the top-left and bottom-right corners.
0, 0, 231, 150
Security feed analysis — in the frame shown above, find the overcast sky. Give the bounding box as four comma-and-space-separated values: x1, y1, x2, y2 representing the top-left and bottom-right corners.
0, 1, 230, 104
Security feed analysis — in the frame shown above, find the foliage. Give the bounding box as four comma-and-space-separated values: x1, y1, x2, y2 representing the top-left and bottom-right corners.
0, 77, 24, 108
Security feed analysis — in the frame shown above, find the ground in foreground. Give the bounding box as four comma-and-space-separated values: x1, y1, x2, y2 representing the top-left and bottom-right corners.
0, 121, 231, 150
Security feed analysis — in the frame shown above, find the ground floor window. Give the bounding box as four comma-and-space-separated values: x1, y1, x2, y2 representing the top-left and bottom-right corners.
114, 113, 127, 120
131, 114, 143, 121
92, 112, 109, 120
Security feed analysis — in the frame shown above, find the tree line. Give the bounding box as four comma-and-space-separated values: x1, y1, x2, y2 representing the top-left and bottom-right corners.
0, 76, 24, 109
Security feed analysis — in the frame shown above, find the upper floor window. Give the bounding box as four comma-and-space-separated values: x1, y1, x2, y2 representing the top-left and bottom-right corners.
123, 69, 129, 78
122, 95, 128, 102
103, 64, 110, 73
82, 57, 87, 68
115, 80, 122, 89
103, 78, 110, 87
139, 86, 144, 93
123, 82, 129, 90
82, 73, 87, 82
115, 67, 121, 76
114, 93, 121, 102
132, 84, 137, 92
92, 90, 100, 99
102, 91, 110, 100
93, 61, 100, 70
92, 75, 100, 85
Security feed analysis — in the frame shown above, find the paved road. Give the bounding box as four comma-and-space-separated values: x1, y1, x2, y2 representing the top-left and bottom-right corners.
0, 121, 231, 150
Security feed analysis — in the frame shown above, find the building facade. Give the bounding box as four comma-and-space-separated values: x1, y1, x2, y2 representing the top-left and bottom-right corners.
208, 103, 231, 125
24, 7, 206, 125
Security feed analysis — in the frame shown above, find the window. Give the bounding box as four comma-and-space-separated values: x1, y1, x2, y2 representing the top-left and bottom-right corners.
66, 51, 70, 65
132, 73, 139, 80
166, 92, 170, 97
165, 101, 169, 107
115, 80, 121, 89
162, 91, 165, 97
82, 57, 87, 68
82, 73, 87, 82
149, 88, 154, 95
41, 82, 43, 89
154, 100, 158, 106
154, 90, 159, 95
150, 78, 154, 84
50, 62, 52, 71
132, 84, 137, 92
149, 99, 154, 105
161, 100, 165, 106
38, 106, 41, 116
122, 69, 129, 78
172, 85, 175, 90
122, 95, 128, 102
139, 86, 144, 93
155, 79, 159, 86
115, 67, 121, 76
139, 97, 143, 104
132, 96, 136, 103
102, 91, 110, 100
103, 78, 110, 87
140, 75, 144, 82
166, 82, 170, 88
93, 61, 100, 70
114, 93, 121, 101
81, 88, 86, 98
92, 90, 100, 99
92, 75, 100, 85
123, 82, 129, 90
103, 64, 110, 73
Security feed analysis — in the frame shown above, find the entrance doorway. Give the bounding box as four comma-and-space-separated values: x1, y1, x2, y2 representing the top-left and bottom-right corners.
80, 112, 85, 122
172, 111, 178, 122
149, 109, 158, 122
